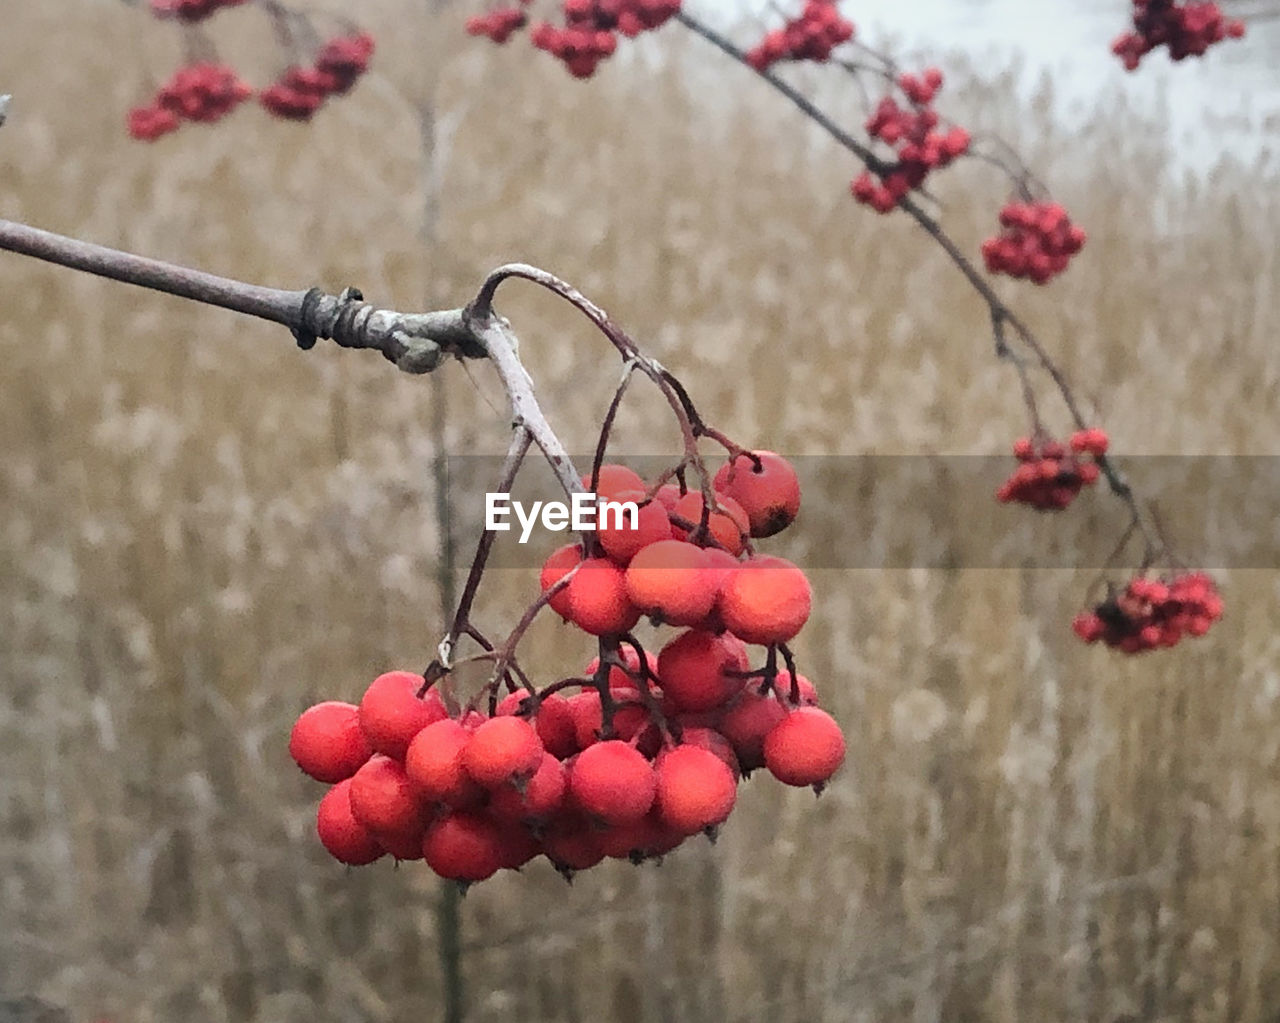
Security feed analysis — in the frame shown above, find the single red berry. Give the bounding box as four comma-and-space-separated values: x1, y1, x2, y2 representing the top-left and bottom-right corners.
347, 754, 423, 837
541, 813, 607, 872
656, 629, 749, 713
625, 539, 721, 626
596, 808, 686, 861
670, 491, 749, 555
497, 689, 579, 759
763, 707, 846, 787
540, 542, 584, 618
719, 689, 788, 771
488, 751, 567, 821
289, 701, 372, 783
462, 715, 544, 789
405, 718, 484, 808
654, 745, 737, 836
316, 778, 385, 865
565, 557, 642, 636
422, 812, 507, 883
669, 725, 741, 780
358, 670, 447, 760
597, 488, 671, 564
583, 463, 646, 499
713, 450, 801, 538
718, 556, 812, 646
569, 739, 657, 825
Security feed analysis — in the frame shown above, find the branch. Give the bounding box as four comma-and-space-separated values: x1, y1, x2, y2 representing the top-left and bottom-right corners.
675, 12, 1159, 557
0, 218, 484, 372
463, 306, 586, 503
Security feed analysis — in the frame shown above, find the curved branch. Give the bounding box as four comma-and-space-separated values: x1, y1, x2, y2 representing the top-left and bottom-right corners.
674, 12, 1155, 552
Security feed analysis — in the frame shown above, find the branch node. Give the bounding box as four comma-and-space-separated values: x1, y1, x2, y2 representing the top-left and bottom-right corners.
292, 286, 325, 350
391, 330, 446, 374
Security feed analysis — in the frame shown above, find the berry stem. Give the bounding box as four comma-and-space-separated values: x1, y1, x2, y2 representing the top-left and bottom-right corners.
587, 359, 640, 494
441, 426, 533, 668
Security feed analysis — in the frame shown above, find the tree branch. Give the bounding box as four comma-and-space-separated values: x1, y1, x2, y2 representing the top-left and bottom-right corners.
0, 217, 484, 372
675, 12, 1160, 559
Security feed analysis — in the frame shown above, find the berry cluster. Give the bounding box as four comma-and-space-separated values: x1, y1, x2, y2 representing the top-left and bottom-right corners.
1072, 572, 1224, 652
996, 428, 1108, 510
744, 0, 855, 72
466, 7, 530, 44
291, 452, 848, 882
1111, 0, 1245, 70
543, 453, 807, 640
259, 34, 377, 121
850, 70, 970, 214
981, 201, 1086, 284
149, 0, 248, 21
466, 0, 679, 78
529, 21, 620, 79
127, 63, 253, 141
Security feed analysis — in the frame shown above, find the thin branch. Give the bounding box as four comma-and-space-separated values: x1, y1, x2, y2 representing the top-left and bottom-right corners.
441, 426, 534, 665
674, 12, 1159, 555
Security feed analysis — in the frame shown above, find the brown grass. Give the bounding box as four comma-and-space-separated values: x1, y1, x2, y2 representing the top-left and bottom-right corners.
2, 3, 1280, 1021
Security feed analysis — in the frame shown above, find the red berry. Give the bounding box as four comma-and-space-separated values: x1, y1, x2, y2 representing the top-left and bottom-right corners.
718, 556, 812, 645
654, 744, 739, 835
405, 719, 484, 807
597, 488, 671, 564
357, 670, 446, 760
674, 725, 742, 779
582, 463, 645, 499
568, 688, 656, 751
713, 451, 801, 537
316, 779, 385, 865
462, 715, 544, 788
625, 539, 721, 626
348, 754, 423, 837
670, 491, 749, 555
565, 557, 642, 636
584, 644, 661, 693
488, 751, 567, 821
569, 739, 656, 825
540, 542, 585, 618
719, 689, 787, 771
596, 809, 685, 860
498, 689, 579, 759
289, 701, 372, 782
773, 670, 819, 706
656, 629, 749, 713
763, 707, 846, 787
422, 812, 506, 882
541, 813, 607, 872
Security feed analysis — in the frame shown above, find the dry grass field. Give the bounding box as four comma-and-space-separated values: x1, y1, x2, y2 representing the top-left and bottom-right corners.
2, 3, 1279, 1021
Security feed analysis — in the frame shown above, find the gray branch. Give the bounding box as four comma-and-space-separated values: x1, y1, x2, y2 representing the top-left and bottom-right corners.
0, 217, 485, 370
0, 216, 586, 503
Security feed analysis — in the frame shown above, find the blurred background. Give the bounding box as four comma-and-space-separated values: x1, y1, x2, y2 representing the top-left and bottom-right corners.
2, 1, 1279, 1020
